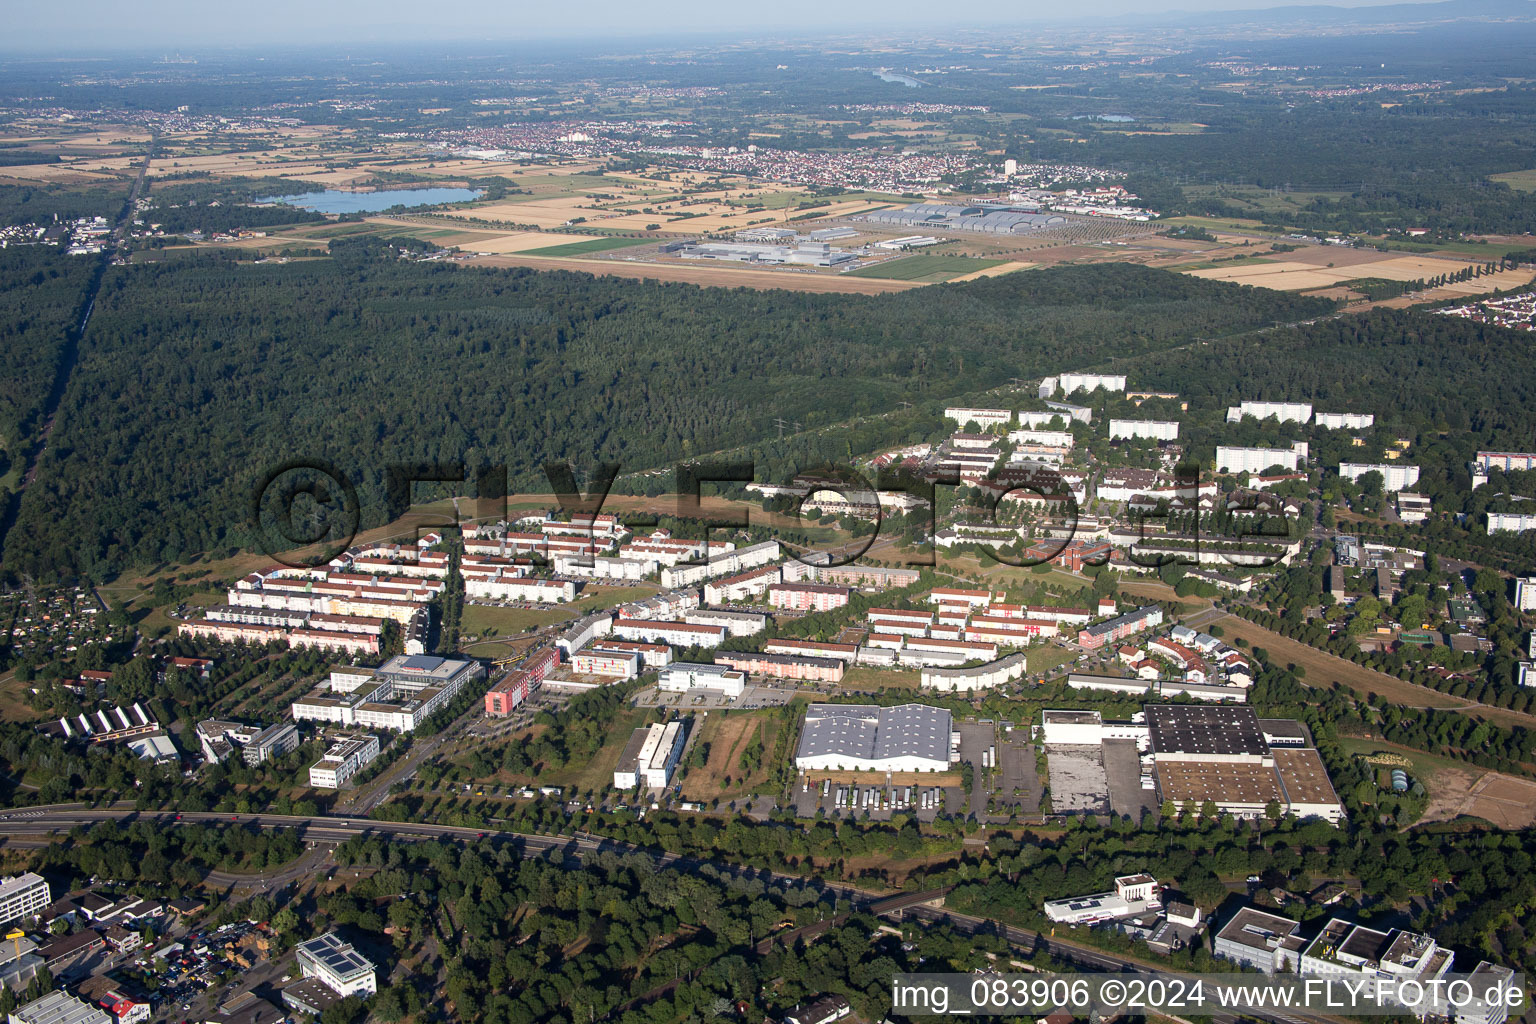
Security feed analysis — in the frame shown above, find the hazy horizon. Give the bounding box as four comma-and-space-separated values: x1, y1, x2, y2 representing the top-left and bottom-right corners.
6, 0, 1501, 54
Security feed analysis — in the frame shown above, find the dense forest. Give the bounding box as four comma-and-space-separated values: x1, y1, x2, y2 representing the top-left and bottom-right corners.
38, 822, 999, 1024
0, 248, 96, 486
2, 252, 1330, 579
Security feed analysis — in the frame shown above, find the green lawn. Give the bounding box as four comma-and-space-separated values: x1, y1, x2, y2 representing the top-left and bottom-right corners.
522, 236, 658, 258
1027, 646, 1079, 675
846, 254, 1004, 283
460, 602, 576, 637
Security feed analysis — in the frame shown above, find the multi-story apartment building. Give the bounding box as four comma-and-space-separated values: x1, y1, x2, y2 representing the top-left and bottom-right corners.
1109, 419, 1179, 441
1216, 446, 1301, 475
1339, 462, 1421, 493
767, 583, 851, 612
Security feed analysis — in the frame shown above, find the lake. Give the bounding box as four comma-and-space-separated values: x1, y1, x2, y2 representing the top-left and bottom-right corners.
874, 71, 921, 88
267, 187, 483, 214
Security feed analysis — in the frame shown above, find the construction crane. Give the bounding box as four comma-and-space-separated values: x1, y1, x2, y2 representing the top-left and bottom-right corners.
6, 928, 23, 961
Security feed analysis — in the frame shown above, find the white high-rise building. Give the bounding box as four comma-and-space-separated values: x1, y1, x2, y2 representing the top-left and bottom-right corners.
1226, 401, 1313, 424
1314, 412, 1375, 430
1339, 463, 1421, 493
1215, 446, 1299, 475
1059, 372, 1126, 396
943, 407, 1011, 430
1488, 511, 1536, 534
1110, 419, 1179, 441
1516, 576, 1536, 612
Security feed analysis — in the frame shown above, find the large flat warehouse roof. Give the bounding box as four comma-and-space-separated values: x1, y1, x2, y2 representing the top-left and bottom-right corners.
1146, 704, 1269, 758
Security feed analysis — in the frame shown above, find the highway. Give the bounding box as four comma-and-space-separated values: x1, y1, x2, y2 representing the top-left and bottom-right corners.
0, 806, 891, 908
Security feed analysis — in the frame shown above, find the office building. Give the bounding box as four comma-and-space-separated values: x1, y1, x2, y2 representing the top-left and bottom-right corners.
1299, 918, 1453, 996
657, 663, 746, 698
294, 933, 377, 998
308, 733, 380, 789
613, 721, 688, 789
0, 874, 50, 927
483, 648, 558, 717
1044, 874, 1161, 925
242, 723, 300, 766
1213, 907, 1309, 974
291, 655, 485, 732
9, 992, 110, 1024
1457, 962, 1518, 1024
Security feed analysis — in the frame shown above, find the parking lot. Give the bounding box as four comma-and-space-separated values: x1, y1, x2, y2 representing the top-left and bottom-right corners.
1102, 739, 1157, 820
956, 721, 997, 820
992, 727, 1043, 816
791, 773, 964, 821
632, 681, 801, 710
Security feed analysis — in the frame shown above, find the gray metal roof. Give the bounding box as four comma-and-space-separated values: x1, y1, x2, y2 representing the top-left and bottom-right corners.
796, 703, 951, 762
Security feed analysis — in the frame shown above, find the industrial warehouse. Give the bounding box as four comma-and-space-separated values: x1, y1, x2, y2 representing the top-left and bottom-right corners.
859, 202, 1067, 235
794, 703, 954, 773
665, 239, 859, 266
1040, 705, 1345, 823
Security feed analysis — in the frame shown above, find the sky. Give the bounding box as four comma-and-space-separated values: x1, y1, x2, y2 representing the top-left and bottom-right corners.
6, 0, 1468, 52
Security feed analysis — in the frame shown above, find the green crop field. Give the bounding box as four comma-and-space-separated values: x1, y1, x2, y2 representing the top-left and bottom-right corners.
523, 236, 658, 257
846, 254, 1004, 282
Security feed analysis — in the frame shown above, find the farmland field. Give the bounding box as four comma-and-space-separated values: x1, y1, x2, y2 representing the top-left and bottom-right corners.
1490, 168, 1536, 192
846, 253, 1006, 282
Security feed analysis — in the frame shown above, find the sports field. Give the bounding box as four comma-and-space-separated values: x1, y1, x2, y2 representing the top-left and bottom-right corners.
847, 253, 1005, 282
522, 236, 658, 258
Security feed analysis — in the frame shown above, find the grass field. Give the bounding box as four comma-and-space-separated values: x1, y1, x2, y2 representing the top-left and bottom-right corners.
459, 602, 576, 637
1027, 645, 1078, 674
840, 666, 923, 690
846, 254, 1005, 282
460, 584, 656, 640
1490, 169, 1536, 193
680, 711, 785, 802
521, 236, 658, 258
